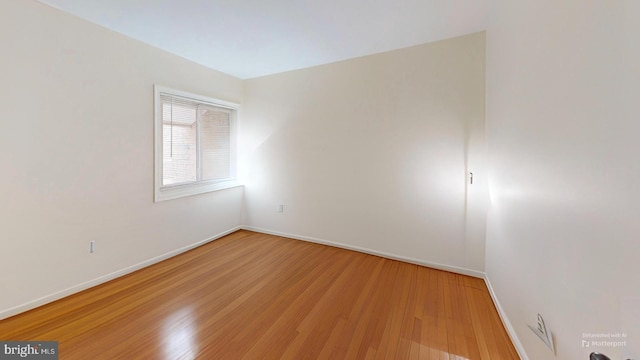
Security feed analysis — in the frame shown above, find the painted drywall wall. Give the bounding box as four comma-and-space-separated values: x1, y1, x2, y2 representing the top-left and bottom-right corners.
0, 0, 243, 317
241, 33, 487, 273
485, 0, 640, 359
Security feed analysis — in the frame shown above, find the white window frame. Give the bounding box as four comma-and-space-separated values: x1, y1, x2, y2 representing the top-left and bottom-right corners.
154, 85, 240, 202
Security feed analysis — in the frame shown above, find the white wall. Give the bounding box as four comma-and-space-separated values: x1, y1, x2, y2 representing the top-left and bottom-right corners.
0, 0, 244, 318
486, 0, 640, 358
241, 33, 487, 273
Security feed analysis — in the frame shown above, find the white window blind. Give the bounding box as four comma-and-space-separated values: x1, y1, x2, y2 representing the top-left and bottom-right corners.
155, 86, 238, 202
162, 96, 198, 185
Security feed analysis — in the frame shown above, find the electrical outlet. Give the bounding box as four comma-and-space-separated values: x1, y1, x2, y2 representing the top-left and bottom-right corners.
528, 313, 554, 353
278, 204, 284, 213
90, 241, 95, 254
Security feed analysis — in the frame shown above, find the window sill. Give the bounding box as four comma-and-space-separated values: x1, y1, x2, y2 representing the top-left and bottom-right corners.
154, 179, 243, 202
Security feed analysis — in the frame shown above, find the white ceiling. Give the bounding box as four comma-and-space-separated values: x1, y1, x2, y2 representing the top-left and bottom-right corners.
37, 0, 488, 79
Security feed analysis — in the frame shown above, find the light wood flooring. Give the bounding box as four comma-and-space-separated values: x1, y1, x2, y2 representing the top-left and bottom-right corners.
0, 230, 519, 359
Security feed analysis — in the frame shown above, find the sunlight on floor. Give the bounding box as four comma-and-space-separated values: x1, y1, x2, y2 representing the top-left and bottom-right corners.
162, 307, 198, 360
412, 341, 470, 360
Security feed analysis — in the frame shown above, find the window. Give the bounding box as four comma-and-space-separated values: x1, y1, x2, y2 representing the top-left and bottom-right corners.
154, 86, 239, 201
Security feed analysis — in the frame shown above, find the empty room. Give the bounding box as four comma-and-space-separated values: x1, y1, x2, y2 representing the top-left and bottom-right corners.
0, 0, 638, 359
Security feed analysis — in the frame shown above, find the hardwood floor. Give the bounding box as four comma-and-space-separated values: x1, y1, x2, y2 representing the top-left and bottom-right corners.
0, 230, 519, 359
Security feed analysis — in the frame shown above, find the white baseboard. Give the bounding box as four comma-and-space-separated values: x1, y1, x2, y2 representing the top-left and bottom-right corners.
0, 226, 242, 321
484, 275, 529, 360
241, 225, 486, 279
